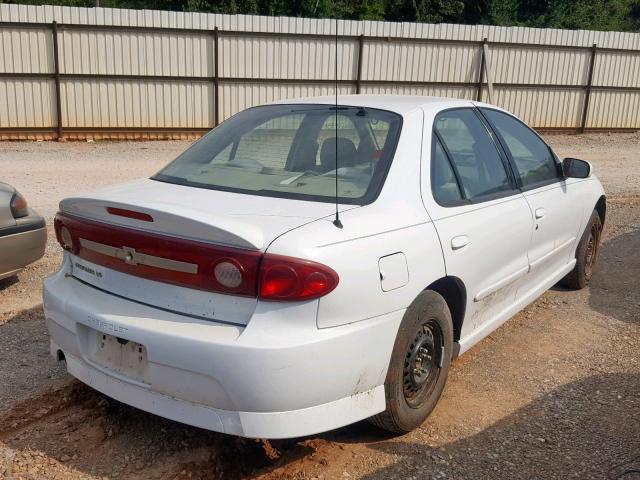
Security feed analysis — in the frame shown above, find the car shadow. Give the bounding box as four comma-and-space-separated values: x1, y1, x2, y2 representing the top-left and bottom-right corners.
3, 369, 637, 479
0, 274, 19, 291
1, 227, 638, 479
588, 227, 640, 325
359, 373, 640, 480
0, 305, 68, 412
548, 227, 639, 324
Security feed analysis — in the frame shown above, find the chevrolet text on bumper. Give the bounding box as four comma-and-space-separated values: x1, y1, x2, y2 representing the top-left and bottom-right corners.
45, 96, 606, 438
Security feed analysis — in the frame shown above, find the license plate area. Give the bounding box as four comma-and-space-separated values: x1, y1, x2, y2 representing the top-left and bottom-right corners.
91, 332, 148, 383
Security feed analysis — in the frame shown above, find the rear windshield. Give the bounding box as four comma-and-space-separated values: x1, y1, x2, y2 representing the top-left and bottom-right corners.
153, 104, 402, 205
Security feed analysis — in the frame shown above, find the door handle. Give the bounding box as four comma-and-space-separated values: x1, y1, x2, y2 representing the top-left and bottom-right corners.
535, 208, 547, 219
451, 235, 470, 250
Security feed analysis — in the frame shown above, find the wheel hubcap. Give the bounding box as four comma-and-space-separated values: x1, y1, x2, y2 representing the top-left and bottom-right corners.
585, 223, 600, 279
403, 320, 443, 407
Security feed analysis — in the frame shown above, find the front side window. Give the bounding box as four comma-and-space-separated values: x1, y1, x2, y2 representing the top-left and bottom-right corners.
481, 108, 561, 189
433, 109, 513, 202
153, 105, 402, 205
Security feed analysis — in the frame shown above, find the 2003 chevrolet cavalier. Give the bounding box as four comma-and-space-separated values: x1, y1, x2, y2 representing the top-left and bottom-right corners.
45, 96, 605, 438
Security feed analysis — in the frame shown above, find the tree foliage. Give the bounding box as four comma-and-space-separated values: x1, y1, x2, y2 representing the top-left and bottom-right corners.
3, 0, 639, 32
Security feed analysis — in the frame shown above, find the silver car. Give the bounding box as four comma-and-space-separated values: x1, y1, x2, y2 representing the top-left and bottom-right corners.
0, 182, 46, 280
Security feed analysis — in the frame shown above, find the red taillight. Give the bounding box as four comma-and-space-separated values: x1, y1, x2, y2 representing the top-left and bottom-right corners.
54, 212, 261, 296
54, 212, 339, 301
259, 254, 339, 301
54, 215, 79, 254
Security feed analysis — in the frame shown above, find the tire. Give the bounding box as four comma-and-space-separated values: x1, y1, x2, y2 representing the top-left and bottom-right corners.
560, 210, 603, 290
369, 290, 453, 434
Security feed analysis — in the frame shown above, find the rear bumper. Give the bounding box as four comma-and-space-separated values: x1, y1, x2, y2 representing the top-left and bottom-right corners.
44, 259, 403, 438
0, 213, 46, 280
51, 344, 386, 438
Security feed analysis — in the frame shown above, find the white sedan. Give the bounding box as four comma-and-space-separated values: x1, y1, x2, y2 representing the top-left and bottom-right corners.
45, 96, 605, 439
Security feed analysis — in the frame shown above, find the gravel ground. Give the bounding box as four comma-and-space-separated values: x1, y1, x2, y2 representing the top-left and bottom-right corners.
0, 133, 638, 479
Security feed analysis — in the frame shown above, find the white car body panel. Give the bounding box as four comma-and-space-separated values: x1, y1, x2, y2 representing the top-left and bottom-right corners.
522, 180, 583, 272
263, 109, 448, 329
428, 195, 533, 331
44, 95, 606, 438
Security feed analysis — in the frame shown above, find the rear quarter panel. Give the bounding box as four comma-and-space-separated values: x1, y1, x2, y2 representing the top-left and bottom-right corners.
265, 109, 447, 329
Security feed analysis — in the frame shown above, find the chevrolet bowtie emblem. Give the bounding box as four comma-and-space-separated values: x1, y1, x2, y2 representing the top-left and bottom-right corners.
122, 246, 138, 265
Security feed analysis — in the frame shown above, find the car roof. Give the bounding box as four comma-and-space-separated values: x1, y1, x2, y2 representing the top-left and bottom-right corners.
271, 95, 497, 116
0, 182, 15, 194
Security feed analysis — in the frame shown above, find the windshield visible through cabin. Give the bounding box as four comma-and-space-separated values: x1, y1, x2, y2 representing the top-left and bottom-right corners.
152, 104, 402, 204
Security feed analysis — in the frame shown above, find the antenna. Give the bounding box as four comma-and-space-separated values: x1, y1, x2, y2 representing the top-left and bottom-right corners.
332, 15, 343, 229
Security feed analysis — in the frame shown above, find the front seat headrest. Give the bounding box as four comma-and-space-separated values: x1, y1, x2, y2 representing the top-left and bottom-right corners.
319, 137, 357, 172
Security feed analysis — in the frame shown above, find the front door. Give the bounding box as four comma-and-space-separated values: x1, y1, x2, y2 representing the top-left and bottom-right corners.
479, 108, 584, 286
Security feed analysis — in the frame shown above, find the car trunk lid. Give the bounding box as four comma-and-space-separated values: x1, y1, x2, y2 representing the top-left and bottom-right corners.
58, 178, 351, 324
60, 178, 341, 250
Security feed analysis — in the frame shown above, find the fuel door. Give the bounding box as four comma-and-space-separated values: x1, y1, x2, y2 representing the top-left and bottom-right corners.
378, 252, 409, 292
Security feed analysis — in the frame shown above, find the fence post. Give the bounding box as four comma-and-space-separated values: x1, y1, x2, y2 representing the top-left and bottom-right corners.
213, 27, 220, 127
51, 21, 63, 140
356, 34, 364, 94
476, 38, 487, 102
580, 43, 597, 133
482, 40, 494, 104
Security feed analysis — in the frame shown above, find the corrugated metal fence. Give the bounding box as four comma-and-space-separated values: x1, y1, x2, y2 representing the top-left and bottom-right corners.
1, 4, 640, 139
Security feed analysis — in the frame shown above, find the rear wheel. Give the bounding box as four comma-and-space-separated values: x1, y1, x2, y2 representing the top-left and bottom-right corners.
561, 210, 603, 289
369, 290, 453, 434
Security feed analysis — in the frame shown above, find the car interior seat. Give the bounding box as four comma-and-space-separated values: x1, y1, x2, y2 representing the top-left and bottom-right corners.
319, 137, 357, 173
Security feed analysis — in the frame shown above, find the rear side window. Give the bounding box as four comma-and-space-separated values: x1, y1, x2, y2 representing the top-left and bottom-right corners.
432, 137, 463, 204
433, 109, 513, 202
481, 109, 561, 189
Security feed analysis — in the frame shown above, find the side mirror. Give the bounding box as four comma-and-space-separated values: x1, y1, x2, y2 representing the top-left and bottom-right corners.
563, 158, 591, 179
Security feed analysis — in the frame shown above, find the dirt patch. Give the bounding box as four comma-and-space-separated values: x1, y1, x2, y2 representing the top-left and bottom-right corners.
0, 307, 68, 415
0, 382, 305, 480
0, 134, 638, 479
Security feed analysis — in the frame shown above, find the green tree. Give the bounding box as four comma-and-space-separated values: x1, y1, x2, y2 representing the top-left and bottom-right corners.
185, 0, 258, 14
628, 1, 640, 29
488, 0, 639, 31
2, 0, 639, 31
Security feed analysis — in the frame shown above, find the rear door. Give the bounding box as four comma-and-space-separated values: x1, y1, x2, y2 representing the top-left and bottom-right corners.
423, 108, 533, 338
479, 108, 584, 284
